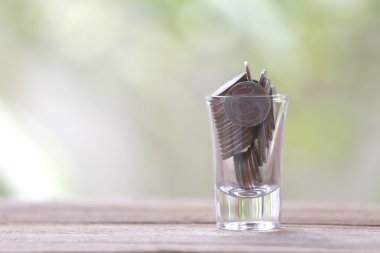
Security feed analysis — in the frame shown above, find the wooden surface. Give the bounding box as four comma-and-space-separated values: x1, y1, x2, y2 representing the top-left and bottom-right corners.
0, 199, 379, 252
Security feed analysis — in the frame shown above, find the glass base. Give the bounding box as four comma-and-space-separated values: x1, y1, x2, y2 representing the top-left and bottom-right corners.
217, 221, 279, 231
216, 187, 281, 231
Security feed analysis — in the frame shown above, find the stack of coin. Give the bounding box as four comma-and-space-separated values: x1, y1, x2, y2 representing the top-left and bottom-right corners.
210, 62, 278, 190
209, 72, 254, 160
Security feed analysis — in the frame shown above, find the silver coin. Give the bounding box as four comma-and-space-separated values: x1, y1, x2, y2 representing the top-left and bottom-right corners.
221, 130, 253, 160
258, 69, 268, 87
211, 72, 246, 96
224, 81, 270, 127
247, 146, 262, 185
233, 153, 245, 189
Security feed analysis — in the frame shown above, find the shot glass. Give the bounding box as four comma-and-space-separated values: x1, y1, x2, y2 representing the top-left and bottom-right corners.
205, 94, 289, 231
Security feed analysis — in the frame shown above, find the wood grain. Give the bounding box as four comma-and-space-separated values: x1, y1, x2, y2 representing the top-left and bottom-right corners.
0, 199, 379, 252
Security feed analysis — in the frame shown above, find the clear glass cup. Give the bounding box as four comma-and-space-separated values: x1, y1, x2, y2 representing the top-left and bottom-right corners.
205, 94, 289, 231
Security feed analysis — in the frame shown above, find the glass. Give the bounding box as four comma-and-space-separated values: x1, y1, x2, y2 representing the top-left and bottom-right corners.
205, 94, 289, 230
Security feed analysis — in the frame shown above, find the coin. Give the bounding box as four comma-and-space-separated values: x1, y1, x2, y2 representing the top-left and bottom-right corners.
233, 153, 245, 189
234, 144, 263, 189
217, 122, 236, 136
244, 61, 252, 82
247, 146, 262, 184
241, 152, 254, 190
224, 81, 271, 127
211, 72, 246, 96
226, 81, 266, 96
268, 86, 276, 130
263, 121, 270, 146
244, 151, 255, 188
265, 117, 273, 141
257, 124, 267, 164
219, 127, 251, 148
254, 141, 263, 167
221, 129, 253, 160
210, 97, 254, 160
264, 77, 271, 91
258, 69, 268, 87
245, 150, 256, 188
263, 79, 275, 131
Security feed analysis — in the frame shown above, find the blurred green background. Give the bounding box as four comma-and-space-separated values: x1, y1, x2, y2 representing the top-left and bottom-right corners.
0, 0, 379, 202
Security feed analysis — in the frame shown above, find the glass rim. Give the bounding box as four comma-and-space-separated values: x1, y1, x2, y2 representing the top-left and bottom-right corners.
205, 94, 289, 101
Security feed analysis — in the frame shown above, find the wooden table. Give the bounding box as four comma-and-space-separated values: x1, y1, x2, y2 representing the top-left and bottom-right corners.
0, 199, 379, 252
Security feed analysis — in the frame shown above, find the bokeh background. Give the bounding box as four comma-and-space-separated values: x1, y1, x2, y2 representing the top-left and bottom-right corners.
0, 0, 379, 202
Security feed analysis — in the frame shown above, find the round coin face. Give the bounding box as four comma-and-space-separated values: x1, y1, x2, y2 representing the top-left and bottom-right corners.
224, 81, 271, 127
